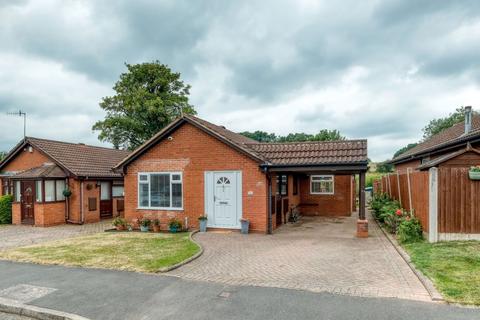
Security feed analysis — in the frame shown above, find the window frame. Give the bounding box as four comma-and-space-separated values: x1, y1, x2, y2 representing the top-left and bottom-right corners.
112, 185, 124, 198
310, 175, 335, 195
276, 174, 288, 196
137, 172, 183, 210
44, 179, 67, 203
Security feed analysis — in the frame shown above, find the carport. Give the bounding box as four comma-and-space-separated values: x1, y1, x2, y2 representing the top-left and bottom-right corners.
248, 140, 369, 237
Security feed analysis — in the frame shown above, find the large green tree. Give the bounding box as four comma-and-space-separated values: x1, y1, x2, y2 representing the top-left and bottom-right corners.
422, 106, 472, 139
93, 61, 196, 150
0, 151, 6, 161
393, 143, 418, 158
240, 129, 345, 142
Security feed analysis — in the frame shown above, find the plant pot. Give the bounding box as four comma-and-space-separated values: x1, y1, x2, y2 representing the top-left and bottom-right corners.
152, 225, 161, 233
140, 225, 150, 232
240, 219, 249, 234
469, 171, 480, 180
169, 226, 178, 233
199, 219, 207, 232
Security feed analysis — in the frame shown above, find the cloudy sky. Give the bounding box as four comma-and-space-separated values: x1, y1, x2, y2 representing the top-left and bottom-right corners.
1, 0, 480, 161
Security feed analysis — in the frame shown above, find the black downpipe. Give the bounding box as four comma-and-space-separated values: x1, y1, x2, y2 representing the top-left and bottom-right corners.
265, 169, 273, 235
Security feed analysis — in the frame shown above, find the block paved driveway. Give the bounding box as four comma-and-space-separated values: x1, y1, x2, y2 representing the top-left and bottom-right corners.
0, 220, 112, 251
169, 212, 431, 302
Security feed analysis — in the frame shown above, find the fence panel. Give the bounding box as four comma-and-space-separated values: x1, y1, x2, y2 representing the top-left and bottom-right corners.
374, 171, 429, 232
438, 168, 480, 233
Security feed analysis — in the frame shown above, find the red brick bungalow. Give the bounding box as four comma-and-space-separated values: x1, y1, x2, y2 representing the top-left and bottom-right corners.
114, 115, 369, 235
0, 137, 129, 226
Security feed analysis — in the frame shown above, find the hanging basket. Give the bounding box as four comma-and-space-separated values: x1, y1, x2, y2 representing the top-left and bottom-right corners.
469, 170, 480, 180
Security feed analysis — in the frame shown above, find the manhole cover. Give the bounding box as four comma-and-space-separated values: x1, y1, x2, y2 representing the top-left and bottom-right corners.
0, 284, 57, 303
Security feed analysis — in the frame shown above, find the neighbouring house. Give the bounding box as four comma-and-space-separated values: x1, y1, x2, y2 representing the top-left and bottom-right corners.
390, 106, 480, 172
114, 115, 369, 236
0, 137, 129, 226
377, 106, 480, 242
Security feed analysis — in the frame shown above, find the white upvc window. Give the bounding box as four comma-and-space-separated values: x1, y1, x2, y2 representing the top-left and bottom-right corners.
138, 172, 183, 210
310, 175, 334, 195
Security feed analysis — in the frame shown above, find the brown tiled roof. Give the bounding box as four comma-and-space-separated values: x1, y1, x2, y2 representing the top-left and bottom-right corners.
392, 115, 480, 163
12, 164, 67, 179
246, 140, 368, 166
0, 137, 130, 178
116, 115, 368, 169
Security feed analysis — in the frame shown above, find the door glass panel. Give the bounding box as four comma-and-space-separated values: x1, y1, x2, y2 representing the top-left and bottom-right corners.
100, 182, 111, 200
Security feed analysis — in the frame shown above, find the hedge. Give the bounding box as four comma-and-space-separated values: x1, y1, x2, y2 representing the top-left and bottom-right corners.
0, 194, 13, 224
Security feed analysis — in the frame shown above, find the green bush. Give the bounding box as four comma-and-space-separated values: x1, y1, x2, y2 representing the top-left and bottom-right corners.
0, 194, 13, 224
398, 217, 423, 244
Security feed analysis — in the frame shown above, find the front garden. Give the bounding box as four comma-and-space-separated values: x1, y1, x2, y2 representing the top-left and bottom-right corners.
0, 231, 200, 273
371, 193, 480, 305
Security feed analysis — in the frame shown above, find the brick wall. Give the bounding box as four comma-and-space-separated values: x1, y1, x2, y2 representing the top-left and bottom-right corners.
299, 174, 353, 216
123, 122, 268, 232
34, 202, 66, 226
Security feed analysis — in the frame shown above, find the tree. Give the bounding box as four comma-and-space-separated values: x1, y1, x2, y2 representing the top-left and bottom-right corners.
393, 143, 418, 158
239, 131, 277, 142
241, 129, 345, 143
422, 106, 472, 139
376, 161, 393, 173
92, 61, 196, 150
0, 151, 6, 161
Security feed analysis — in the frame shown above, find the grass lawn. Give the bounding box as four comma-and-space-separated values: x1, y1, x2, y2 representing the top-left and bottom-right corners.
403, 241, 480, 305
0, 232, 200, 273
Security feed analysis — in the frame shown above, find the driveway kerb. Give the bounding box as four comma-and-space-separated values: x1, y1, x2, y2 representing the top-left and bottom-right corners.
0, 297, 89, 320
374, 219, 444, 302
157, 230, 204, 273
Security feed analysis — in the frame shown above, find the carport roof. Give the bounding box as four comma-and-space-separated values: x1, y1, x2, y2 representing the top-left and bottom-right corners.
246, 140, 368, 166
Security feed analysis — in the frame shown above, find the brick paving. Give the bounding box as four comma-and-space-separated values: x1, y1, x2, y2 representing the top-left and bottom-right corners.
0, 220, 112, 251
169, 212, 432, 302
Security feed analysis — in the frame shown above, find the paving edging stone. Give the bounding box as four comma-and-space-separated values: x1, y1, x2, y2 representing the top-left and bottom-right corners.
0, 297, 90, 320
373, 218, 444, 302
158, 230, 204, 273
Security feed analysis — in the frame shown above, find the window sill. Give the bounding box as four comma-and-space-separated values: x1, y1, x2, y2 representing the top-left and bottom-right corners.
310, 192, 335, 195
137, 207, 184, 211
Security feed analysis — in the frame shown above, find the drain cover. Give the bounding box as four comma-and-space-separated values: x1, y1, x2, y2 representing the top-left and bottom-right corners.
0, 284, 57, 303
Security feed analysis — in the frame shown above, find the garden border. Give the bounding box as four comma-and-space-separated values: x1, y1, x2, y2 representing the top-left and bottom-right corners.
0, 297, 90, 320
157, 230, 204, 273
373, 217, 444, 302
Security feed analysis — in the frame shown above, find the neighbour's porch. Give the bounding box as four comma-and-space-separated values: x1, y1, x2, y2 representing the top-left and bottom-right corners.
264, 165, 368, 237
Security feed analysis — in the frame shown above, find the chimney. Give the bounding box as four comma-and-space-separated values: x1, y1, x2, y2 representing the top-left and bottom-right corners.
465, 106, 472, 134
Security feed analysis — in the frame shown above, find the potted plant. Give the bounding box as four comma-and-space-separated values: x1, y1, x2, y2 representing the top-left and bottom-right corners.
168, 218, 182, 233
240, 218, 249, 234
469, 165, 480, 180
127, 224, 133, 231
198, 215, 208, 232
139, 218, 151, 232
112, 217, 127, 231
152, 219, 161, 232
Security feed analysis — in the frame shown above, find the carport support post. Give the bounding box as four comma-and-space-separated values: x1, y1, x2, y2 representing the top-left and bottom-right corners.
357, 171, 368, 238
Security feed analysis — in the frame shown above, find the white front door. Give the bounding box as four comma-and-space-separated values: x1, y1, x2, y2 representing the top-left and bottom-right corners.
205, 171, 242, 228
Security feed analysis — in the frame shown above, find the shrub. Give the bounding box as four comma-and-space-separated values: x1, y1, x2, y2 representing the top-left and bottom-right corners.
140, 218, 151, 227
398, 216, 423, 243
112, 217, 127, 227
0, 194, 13, 224
168, 218, 182, 230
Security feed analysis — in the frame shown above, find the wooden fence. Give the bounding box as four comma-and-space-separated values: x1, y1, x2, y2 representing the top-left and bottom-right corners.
438, 167, 480, 234
374, 170, 429, 232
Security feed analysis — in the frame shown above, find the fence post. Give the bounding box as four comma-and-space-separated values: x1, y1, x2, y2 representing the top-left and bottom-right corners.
407, 167, 413, 214
428, 167, 438, 243
387, 174, 391, 197
396, 171, 402, 207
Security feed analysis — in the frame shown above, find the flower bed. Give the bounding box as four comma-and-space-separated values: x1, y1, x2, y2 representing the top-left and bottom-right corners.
370, 193, 423, 244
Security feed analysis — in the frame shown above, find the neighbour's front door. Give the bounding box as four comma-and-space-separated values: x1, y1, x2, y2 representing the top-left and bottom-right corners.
205, 171, 242, 228
21, 181, 35, 224
99, 181, 112, 218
